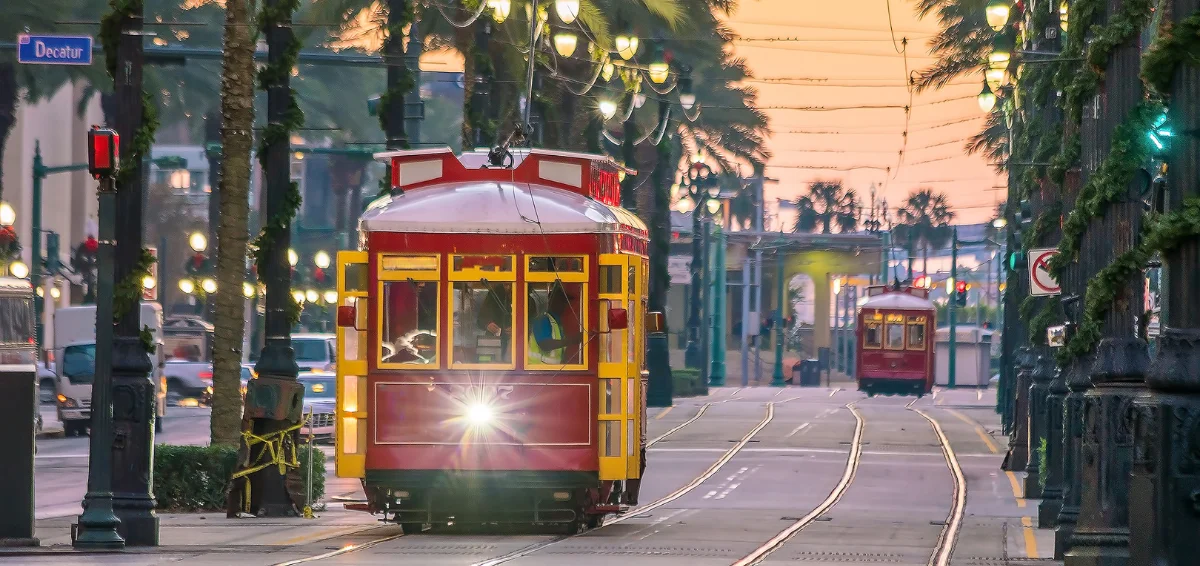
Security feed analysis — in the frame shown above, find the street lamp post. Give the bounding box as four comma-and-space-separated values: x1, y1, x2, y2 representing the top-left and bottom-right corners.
676, 161, 720, 370
710, 213, 726, 386
770, 246, 786, 387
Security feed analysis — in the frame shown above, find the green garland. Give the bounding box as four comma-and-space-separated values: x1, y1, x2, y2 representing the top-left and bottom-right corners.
250, 0, 305, 327
1024, 201, 1063, 250
1141, 12, 1200, 94
100, 0, 160, 354
1048, 101, 1160, 278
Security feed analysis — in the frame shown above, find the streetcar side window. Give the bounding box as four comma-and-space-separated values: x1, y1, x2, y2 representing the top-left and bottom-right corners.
0, 296, 33, 345
526, 281, 585, 367
885, 323, 905, 350
863, 322, 882, 349
451, 281, 514, 366
380, 281, 439, 366
907, 323, 926, 350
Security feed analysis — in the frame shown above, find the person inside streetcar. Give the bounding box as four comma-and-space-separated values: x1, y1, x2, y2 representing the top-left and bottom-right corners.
527, 282, 583, 365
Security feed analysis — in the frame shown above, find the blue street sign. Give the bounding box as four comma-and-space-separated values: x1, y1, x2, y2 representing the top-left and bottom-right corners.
17, 34, 93, 66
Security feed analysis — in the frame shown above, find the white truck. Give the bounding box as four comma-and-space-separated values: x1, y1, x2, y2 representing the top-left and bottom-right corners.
53, 303, 167, 436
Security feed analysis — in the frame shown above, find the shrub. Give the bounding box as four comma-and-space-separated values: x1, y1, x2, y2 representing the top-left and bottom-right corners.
673, 368, 703, 397
154, 442, 326, 512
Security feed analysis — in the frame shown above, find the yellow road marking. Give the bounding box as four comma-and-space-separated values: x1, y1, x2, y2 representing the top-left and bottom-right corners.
1005, 471, 1026, 507
1021, 516, 1039, 558
945, 409, 999, 454
654, 406, 674, 420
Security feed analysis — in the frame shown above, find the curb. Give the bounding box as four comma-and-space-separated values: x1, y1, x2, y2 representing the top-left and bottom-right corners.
37, 430, 65, 439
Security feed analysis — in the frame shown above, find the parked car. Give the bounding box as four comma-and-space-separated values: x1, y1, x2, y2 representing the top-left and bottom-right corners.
163, 360, 213, 405
298, 372, 335, 442
292, 334, 336, 373
38, 362, 56, 404
199, 364, 255, 406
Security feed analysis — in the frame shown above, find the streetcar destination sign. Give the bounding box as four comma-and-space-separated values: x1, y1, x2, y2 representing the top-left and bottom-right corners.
17, 34, 93, 66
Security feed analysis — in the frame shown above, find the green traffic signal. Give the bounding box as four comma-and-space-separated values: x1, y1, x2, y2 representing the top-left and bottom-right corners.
1148, 109, 1172, 154
1008, 250, 1024, 271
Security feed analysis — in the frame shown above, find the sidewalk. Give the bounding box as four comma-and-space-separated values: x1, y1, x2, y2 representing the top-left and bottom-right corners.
2, 507, 386, 563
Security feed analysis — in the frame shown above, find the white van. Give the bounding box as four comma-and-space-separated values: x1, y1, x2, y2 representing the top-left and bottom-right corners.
53, 303, 167, 436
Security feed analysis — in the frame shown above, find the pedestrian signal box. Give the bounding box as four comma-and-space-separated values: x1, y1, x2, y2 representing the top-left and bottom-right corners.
87, 126, 119, 179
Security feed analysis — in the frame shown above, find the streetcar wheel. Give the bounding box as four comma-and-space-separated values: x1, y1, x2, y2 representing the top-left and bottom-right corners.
585, 513, 604, 530
399, 522, 426, 534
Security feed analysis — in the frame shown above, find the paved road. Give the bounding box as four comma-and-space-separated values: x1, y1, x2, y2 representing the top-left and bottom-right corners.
20, 386, 1055, 565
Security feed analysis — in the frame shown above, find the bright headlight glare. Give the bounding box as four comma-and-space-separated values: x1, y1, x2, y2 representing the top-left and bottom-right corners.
466, 403, 493, 425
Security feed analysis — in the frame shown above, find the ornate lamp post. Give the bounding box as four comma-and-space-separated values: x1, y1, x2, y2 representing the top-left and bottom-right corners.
675, 161, 720, 374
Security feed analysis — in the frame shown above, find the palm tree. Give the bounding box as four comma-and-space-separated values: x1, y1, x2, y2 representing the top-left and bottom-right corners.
210, 0, 257, 448
893, 188, 956, 277
793, 180, 859, 234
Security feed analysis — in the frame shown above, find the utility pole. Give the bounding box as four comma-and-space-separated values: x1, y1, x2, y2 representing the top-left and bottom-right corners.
108, 1, 159, 546
752, 166, 766, 385
384, 0, 409, 150
948, 227, 958, 388
645, 97, 672, 407
709, 225, 726, 386
770, 245, 786, 387
245, 0, 304, 517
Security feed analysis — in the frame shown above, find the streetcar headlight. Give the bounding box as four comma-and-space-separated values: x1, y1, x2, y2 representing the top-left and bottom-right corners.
466, 403, 493, 426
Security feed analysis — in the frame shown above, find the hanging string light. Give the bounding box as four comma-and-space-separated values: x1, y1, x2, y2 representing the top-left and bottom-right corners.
985, 67, 1005, 91
978, 80, 997, 112
985, 0, 1011, 31
554, 30, 578, 57
615, 25, 639, 61
599, 98, 618, 119
487, 0, 511, 23
648, 46, 669, 84
554, 0, 580, 24
1059, 1, 1069, 31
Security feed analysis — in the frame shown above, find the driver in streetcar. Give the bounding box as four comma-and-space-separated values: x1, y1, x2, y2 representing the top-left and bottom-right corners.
527, 283, 582, 365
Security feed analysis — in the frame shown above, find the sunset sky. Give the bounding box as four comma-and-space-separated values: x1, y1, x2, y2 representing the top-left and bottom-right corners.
722, 0, 1006, 228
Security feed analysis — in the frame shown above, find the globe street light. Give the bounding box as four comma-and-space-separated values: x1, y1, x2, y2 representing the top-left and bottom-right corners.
978, 81, 997, 112
0, 202, 15, 227
201, 278, 217, 294
323, 290, 338, 304
189, 232, 208, 253
292, 290, 305, 304
305, 289, 319, 303
243, 282, 256, 298
615, 33, 639, 61
487, 0, 511, 23
179, 279, 195, 294
554, 31, 578, 57
314, 250, 331, 270
142, 275, 156, 290
598, 98, 618, 120
985, 0, 1011, 31
9, 260, 28, 279
288, 248, 299, 267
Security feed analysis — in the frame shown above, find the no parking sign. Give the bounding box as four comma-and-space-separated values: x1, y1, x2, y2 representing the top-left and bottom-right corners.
1028, 248, 1061, 296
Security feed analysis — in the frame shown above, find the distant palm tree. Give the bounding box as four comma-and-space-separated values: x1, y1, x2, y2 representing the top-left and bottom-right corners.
893, 188, 955, 277
793, 180, 859, 234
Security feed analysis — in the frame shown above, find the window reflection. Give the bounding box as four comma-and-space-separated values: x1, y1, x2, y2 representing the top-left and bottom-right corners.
453, 281, 514, 365
864, 322, 882, 349
526, 281, 584, 366
907, 323, 926, 350
885, 323, 905, 350
382, 281, 438, 365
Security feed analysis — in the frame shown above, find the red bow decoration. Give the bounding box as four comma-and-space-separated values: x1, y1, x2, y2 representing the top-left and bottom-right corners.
83, 236, 99, 254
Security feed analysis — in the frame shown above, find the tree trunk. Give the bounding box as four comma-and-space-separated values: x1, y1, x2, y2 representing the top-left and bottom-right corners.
0, 62, 16, 202
922, 243, 929, 277
210, 0, 256, 447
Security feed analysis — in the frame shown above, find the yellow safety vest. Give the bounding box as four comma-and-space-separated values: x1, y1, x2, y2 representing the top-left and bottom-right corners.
527, 314, 563, 365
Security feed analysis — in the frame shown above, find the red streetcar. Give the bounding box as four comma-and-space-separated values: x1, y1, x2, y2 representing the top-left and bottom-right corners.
854, 284, 936, 396
333, 147, 652, 532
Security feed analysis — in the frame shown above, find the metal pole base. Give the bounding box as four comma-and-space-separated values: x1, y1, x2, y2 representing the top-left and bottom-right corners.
245, 339, 302, 517
1056, 385, 1086, 560
109, 337, 159, 546
1037, 387, 1066, 528
1023, 353, 1054, 500
646, 334, 673, 407
74, 496, 124, 549
0, 538, 39, 547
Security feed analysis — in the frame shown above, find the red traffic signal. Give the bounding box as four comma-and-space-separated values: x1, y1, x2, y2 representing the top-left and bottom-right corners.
955, 281, 968, 293
87, 126, 120, 179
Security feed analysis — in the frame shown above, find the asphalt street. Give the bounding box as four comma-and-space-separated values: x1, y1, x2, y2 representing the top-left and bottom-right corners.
21, 386, 1052, 565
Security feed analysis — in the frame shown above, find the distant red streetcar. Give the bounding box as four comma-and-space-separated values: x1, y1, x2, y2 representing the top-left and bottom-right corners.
854, 284, 936, 396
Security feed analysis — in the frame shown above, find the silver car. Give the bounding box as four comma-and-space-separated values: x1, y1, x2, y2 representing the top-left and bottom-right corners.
298, 372, 336, 442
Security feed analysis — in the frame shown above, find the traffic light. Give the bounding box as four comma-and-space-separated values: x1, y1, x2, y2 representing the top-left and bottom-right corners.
955, 281, 968, 307
1148, 108, 1172, 156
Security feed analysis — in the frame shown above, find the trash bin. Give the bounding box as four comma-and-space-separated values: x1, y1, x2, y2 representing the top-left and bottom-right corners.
790, 362, 802, 385
799, 359, 821, 387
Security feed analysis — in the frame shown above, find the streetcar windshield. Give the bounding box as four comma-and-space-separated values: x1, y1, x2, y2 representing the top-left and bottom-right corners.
0, 295, 34, 345
907, 323, 926, 350
885, 323, 905, 349
452, 281, 514, 365
381, 281, 439, 365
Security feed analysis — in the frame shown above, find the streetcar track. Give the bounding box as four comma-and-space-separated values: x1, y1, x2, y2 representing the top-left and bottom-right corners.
470, 402, 777, 566
648, 402, 712, 447
731, 402, 865, 566
910, 405, 967, 566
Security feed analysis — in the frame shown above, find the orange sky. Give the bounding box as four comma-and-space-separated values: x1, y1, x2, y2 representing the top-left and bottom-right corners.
722, 0, 1006, 228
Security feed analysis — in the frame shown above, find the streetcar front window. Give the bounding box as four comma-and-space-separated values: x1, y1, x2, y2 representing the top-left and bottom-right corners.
452, 281, 514, 366
526, 281, 584, 367
381, 281, 439, 366
907, 323, 926, 350
863, 322, 882, 349
885, 323, 905, 350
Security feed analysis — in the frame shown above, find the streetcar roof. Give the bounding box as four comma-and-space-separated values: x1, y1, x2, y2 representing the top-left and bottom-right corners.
360, 181, 648, 235
859, 291, 935, 310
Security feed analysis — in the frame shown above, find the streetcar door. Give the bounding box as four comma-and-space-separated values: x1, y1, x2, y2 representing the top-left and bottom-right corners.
597, 254, 631, 481
625, 257, 644, 478
335, 251, 369, 479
